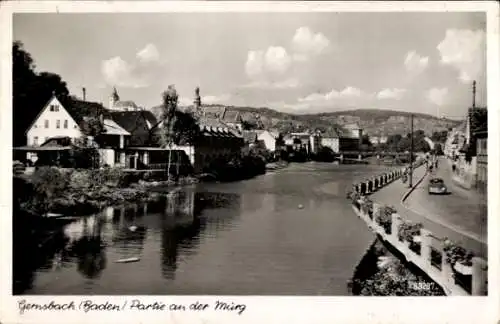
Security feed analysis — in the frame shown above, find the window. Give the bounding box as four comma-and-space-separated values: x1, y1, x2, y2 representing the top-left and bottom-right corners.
49, 104, 59, 112
64, 120, 68, 129
44, 120, 49, 128
33, 137, 38, 146
56, 120, 61, 129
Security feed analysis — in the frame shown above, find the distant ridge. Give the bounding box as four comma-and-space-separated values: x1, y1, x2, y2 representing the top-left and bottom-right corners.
180, 105, 461, 136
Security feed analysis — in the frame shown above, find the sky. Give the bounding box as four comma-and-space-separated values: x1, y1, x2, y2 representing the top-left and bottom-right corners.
13, 12, 486, 117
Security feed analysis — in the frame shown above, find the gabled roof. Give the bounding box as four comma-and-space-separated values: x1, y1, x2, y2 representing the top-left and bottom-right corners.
26, 95, 108, 134
221, 109, 242, 123
103, 119, 130, 136
61, 97, 108, 124
200, 105, 226, 120
108, 111, 156, 134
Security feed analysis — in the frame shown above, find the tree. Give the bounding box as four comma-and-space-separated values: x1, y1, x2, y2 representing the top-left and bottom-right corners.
159, 85, 179, 177
241, 119, 258, 130
13, 41, 70, 146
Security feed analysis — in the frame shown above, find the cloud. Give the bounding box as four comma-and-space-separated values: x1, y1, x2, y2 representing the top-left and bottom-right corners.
101, 56, 148, 88
202, 94, 231, 104
244, 26, 328, 83
377, 88, 407, 100
245, 46, 292, 78
437, 29, 486, 83
245, 50, 265, 78
101, 43, 163, 88
136, 43, 160, 63
404, 51, 429, 75
299, 87, 364, 103
292, 27, 330, 60
177, 94, 231, 106
426, 87, 448, 106
241, 77, 300, 89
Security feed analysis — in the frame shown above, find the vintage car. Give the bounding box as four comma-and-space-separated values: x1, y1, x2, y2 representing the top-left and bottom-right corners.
428, 178, 448, 195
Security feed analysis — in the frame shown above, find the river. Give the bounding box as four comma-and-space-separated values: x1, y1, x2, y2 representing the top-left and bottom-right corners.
14, 162, 390, 295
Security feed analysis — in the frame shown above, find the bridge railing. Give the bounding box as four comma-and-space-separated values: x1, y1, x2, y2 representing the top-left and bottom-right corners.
348, 161, 487, 296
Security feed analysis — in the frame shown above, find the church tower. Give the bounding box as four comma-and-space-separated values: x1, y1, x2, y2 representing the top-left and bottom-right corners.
109, 87, 120, 110
193, 87, 202, 117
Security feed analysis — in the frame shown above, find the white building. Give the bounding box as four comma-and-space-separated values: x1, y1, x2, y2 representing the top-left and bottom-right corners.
109, 87, 143, 112
256, 130, 280, 152
25, 96, 82, 147
321, 137, 340, 153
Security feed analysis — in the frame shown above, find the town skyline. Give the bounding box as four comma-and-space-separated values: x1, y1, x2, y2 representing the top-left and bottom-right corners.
14, 12, 486, 117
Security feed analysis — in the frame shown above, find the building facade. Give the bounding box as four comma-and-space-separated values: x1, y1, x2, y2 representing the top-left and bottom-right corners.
26, 96, 82, 147
476, 132, 487, 192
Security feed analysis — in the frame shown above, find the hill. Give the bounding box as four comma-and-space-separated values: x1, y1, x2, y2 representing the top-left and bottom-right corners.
215, 106, 462, 137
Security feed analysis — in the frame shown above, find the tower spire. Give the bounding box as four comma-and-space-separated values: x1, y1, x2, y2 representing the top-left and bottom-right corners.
112, 86, 120, 101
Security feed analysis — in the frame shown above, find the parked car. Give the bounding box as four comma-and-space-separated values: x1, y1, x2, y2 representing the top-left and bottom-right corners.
428, 178, 448, 195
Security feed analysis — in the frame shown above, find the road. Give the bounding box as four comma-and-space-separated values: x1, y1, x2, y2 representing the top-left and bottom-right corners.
370, 162, 487, 259
404, 157, 487, 245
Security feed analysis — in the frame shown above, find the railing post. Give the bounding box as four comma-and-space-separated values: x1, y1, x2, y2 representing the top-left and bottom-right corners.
420, 229, 432, 266
391, 213, 402, 241
372, 202, 380, 226
471, 257, 488, 295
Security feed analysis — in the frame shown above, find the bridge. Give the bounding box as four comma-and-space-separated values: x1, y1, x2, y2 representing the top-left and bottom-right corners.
348, 160, 487, 296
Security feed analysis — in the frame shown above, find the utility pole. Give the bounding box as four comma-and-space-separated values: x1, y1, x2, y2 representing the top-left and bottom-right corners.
408, 114, 414, 188
472, 80, 476, 109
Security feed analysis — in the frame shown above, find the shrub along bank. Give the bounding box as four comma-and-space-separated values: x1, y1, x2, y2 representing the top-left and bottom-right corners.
15, 167, 198, 217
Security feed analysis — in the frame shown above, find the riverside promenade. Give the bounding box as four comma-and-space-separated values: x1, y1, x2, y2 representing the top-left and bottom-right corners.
351, 160, 488, 296
371, 162, 487, 259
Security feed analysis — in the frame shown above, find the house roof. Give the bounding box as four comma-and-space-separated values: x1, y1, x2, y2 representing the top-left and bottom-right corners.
344, 123, 361, 130
108, 111, 155, 134
103, 119, 130, 136
61, 97, 109, 124
221, 109, 242, 123
114, 100, 138, 109
41, 136, 73, 148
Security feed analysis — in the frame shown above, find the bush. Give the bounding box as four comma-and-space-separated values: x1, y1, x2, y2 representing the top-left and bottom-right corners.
398, 222, 423, 242
377, 205, 396, 234
443, 241, 474, 266
29, 167, 70, 213
69, 169, 93, 190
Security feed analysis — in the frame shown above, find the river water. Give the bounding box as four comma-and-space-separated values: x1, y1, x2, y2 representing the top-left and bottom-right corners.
14, 162, 390, 295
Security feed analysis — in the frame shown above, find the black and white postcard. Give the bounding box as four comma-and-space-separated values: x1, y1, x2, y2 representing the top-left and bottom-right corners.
1, 1, 498, 324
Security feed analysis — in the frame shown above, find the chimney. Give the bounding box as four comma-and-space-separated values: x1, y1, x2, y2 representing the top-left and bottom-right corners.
82, 87, 86, 101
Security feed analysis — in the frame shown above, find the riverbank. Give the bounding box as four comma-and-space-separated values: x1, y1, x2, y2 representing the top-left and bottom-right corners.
14, 167, 199, 220
350, 239, 445, 296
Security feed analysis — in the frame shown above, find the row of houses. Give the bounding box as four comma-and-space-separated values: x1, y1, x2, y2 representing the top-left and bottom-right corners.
444, 106, 488, 192
15, 88, 245, 174
241, 124, 365, 158
15, 86, 367, 173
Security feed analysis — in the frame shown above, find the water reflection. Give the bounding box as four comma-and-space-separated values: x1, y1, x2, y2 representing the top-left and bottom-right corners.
14, 189, 243, 294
